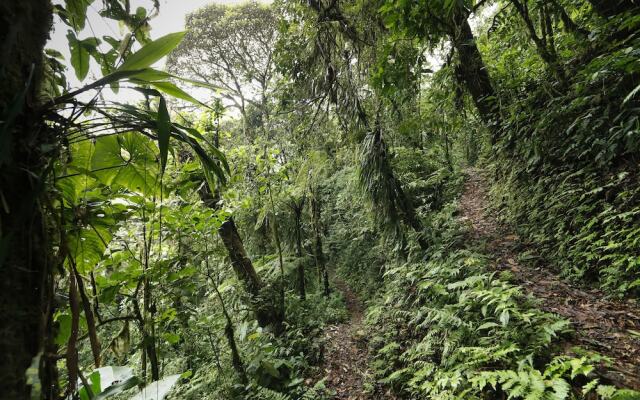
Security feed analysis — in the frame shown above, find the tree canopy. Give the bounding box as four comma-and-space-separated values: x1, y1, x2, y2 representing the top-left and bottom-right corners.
1, 0, 640, 399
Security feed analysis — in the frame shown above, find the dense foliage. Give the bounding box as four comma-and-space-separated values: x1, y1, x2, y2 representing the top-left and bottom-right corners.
2, 0, 640, 399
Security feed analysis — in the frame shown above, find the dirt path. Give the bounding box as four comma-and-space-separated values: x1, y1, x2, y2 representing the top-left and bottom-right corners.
460, 168, 640, 390
322, 281, 391, 399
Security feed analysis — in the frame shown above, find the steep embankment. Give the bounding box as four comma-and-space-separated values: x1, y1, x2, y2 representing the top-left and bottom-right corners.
461, 168, 640, 389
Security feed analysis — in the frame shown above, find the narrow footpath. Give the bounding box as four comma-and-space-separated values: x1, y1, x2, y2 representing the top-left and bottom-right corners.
321, 281, 394, 399
460, 168, 640, 390
322, 281, 369, 399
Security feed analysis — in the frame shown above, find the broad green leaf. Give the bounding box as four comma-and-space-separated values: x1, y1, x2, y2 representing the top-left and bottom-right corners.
65, 0, 91, 31
91, 133, 159, 194
91, 135, 125, 185
157, 96, 171, 174
54, 312, 72, 346
68, 219, 113, 273
118, 32, 186, 71
261, 361, 281, 378
149, 81, 204, 107
163, 332, 180, 344
79, 370, 101, 400
68, 31, 90, 80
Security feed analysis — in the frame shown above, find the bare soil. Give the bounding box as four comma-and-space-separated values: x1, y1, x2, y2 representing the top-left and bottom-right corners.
321, 281, 396, 399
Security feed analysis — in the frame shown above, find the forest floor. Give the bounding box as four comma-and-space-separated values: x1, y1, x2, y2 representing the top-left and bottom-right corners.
321, 280, 370, 399
321, 281, 395, 399
460, 168, 640, 390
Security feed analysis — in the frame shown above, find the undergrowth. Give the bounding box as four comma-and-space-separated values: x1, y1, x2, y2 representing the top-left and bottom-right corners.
360, 188, 639, 399
484, 12, 640, 298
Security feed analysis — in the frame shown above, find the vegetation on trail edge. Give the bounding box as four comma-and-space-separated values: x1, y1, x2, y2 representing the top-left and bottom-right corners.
1, 0, 640, 399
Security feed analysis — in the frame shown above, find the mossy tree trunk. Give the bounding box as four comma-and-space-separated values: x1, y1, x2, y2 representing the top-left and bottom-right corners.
0, 1, 55, 399
451, 14, 501, 142
218, 218, 284, 331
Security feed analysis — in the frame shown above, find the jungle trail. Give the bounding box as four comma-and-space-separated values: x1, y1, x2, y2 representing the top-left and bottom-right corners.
2, 0, 640, 399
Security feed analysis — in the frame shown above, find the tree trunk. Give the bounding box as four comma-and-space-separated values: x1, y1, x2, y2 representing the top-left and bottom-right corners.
218, 218, 283, 330
294, 206, 306, 300
0, 1, 54, 399
143, 278, 159, 381
451, 14, 501, 142
311, 191, 330, 296
204, 239, 248, 385
587, 0, 638, 17
266, 178, 286, 317
218, 218, 264, 296
511, 0, 567, 86
197, 145, 282, 331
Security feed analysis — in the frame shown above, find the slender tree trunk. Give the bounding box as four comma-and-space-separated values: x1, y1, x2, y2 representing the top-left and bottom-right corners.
451, 14, 501, 142
198, 115, 283, 331
70, 261, 101, 367
266, 176, 286, 317
198, 183, 283, 330
0, 1, 55, 399
443, 126, 454, 173
223, 320, 247, 385
511, 0, 567, 86
218, 219, 264, 297
587, 0, 638, 17
294, 205, 306, 300
311, 191, 330, 296
143, 277, 159, 381
204, 256, 248, 386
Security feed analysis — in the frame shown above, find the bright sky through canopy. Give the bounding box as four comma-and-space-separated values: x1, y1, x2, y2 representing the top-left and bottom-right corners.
48, 0, 270, 103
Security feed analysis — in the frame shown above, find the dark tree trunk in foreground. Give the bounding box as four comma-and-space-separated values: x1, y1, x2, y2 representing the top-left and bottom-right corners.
587, 0, 638, 17
451, 15, 501, 142
0, 1, 55, 399
218, 218, 264, 297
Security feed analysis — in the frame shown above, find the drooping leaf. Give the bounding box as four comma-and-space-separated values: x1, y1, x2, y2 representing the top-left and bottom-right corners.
149, 81, 205, 107
157, 96, 171, 174
118, 32, 186, 72
68, 31, 90, 81
65, 0, 91, 31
